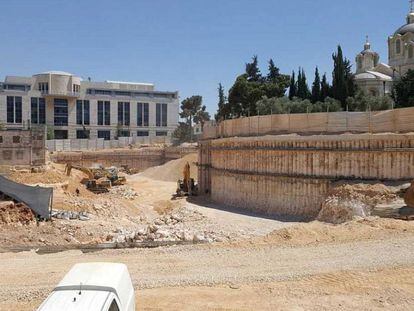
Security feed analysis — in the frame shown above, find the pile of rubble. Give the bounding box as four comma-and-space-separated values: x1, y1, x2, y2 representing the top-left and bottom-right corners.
108, 207, 224, 244
51, 209, 90, 221
0, 201, 35, 225
318, 182, 401, 224
108, 186, 139, 200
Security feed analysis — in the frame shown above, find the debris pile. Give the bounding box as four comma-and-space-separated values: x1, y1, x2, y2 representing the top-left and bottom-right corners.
51, 210, 90, 221
109, 207, 222, 244
109, 186, 139, 200
0, 201, 35, 225
318, 182, 398, 224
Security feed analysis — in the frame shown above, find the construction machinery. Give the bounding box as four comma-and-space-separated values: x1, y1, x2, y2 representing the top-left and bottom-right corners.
175, 162, 198, 197
404, 181, 414, 208
65, 163, 126, 194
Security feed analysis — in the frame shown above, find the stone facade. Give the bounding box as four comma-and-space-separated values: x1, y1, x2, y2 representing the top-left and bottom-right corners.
354, 9, 414, 95
0, 71, 179, 142
0, 128, 46, 166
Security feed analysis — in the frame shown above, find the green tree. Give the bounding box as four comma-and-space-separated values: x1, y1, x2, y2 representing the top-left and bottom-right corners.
194, 105, 211, 130
179, 95, 208, 141
297, 68, 310, 100
288, 71, 297, 100
267, 59, 280, 81
227, 56, 290, 117
346, 90, 394, 111
172, 122, 191, 144
332, 45, 355, 107
311, 67, 321, 103
245, 55, 262, 82
393, 69, 414, 107
215, 83, 228, 121
320, 73, 331, 101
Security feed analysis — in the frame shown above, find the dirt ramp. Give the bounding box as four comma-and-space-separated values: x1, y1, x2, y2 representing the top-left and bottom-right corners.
139, 153, 198, 182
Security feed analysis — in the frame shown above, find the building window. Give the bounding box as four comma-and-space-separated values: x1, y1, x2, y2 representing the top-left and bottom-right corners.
7, 96, 22, 124
396, 39, 401, 54
54, 98, 68, 126
118, 102, 130, 126
76, 129, 90, 139
98, 101, 110, 126
38, 82, 49, 94
13, 136, 21, 143
98, 130, 111, 140
0, 136, 3, 143
156, 103, 168, 127
94, 89, 112, 95
31, 97, 46, 125
76, 100, 90, 125
117, 130, 130, 137
73, 84, 80, 93
137, 130, 149, 136
54, 130, 68, 139
409, 46, 414, 59
4, 84, 27, 91
156, 131, 168, 136
137, 103, 149, 126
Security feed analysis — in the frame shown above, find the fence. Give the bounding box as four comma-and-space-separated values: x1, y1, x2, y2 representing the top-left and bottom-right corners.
46, 136, 171, 152
202, 106, 414, 140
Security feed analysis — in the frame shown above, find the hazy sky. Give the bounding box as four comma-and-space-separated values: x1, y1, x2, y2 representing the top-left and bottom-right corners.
0, 0, 410, 114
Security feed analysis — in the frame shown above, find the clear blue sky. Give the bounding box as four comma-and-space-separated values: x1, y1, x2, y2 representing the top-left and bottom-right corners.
0, 0, 409, 115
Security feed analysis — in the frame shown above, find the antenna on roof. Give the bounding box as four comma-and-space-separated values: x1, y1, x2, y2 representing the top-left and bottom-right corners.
411, 0, 414, 13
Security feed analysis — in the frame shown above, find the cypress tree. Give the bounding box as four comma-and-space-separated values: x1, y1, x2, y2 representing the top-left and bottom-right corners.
288, 71, 297, 99
311, 67, 321, 103
215, 83, 227, 121
332, 45, 355, 108
297, 68, 310, 100
320, 73, 330, 101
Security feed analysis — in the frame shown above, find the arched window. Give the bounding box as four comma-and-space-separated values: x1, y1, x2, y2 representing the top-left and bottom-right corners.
409, 46, 414, 58
396, 39, 401, 54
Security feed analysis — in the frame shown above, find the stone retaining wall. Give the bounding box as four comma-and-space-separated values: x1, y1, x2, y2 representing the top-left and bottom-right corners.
198, 133, 414, 219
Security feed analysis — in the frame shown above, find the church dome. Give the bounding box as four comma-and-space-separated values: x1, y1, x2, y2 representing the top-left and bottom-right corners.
395, 23, 414, 35
395, 12, 414, 35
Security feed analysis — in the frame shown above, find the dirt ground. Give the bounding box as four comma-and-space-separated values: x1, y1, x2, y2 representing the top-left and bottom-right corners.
1, 158, 414, 310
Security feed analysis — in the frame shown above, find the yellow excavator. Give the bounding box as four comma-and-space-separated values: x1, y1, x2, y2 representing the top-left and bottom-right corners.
404, 181, 414, 208
175, 162, 198, 197
65, 163, 125, 193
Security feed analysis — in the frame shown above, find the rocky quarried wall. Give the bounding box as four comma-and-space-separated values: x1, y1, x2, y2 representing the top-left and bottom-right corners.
51, 146, 197, 172
198, 134, 414, 219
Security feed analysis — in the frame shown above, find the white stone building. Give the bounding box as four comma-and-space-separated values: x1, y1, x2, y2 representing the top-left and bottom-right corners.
0, 71, 179, 141
354, 7, 414, 96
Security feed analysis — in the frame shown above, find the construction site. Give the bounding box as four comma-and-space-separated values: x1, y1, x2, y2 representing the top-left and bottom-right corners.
1, 107, 414, 310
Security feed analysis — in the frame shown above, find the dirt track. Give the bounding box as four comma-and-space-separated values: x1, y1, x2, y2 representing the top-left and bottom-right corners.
1, 233, 414, 310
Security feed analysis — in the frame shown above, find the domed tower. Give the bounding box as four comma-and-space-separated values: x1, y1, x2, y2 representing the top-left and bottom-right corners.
356, 36, 380, 74
388, 5, 414, 75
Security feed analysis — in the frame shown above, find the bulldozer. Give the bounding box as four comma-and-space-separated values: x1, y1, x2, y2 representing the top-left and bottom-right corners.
175, 162, 198, 197
65, 163, 125, 194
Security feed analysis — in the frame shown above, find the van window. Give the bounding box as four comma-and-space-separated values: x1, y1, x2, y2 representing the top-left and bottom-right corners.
108, 299, 120, 311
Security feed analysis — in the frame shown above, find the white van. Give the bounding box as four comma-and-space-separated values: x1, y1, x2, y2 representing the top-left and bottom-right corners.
37, 262, 135, 311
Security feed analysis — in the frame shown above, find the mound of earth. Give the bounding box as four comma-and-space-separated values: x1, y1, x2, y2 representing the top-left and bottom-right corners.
139, 153, 198, 182
317, 182, 398, 224
247, 217, 414, 247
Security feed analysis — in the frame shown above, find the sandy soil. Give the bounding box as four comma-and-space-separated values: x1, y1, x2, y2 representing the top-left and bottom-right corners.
0, 233, 413, 310
1, 158, 414, 310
